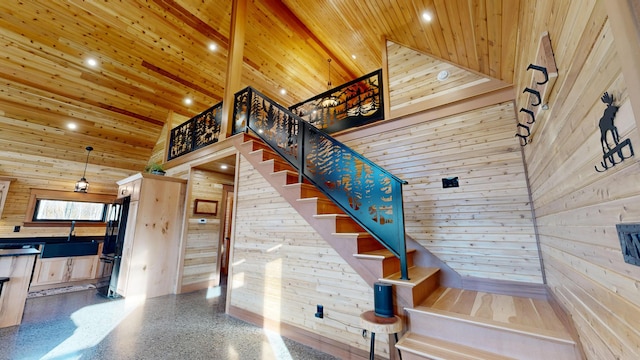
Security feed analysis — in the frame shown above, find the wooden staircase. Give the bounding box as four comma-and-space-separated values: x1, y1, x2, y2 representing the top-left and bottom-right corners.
235, 133, 583, 360
236, 134, 439, 314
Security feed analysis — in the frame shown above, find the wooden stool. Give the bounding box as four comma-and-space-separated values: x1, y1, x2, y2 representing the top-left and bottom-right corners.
360, 310, 403, 360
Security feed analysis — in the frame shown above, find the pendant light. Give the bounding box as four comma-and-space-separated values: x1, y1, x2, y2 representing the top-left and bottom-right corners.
322, 58, 338, 108
74, 146, 93, 193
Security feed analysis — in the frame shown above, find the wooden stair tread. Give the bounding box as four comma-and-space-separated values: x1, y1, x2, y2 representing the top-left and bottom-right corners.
408, 307, 575, 344
396, 332, 516, 360
313, 214, 350, 219
331, 232, 371, 238
354, 248, 417, 259
381, 266, 439, 287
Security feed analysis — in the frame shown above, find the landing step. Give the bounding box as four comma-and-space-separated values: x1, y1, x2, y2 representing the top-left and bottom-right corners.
381, 266, 440, 287
410, 307, 575, 344
396, 332, 516, 360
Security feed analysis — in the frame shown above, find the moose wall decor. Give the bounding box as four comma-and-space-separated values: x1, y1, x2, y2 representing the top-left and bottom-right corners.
594, 92, 634, 172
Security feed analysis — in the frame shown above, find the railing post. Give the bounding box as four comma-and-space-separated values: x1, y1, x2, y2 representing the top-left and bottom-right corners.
245, 88, 253, 133
298, 121, 305, 183
398, 184, 409, 280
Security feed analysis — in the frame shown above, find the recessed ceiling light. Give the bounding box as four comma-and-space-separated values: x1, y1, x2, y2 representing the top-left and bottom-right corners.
67, 123, 77, 130
422, 12, 433, 22
184, 97, 193, 105
280, 89, 286, 95
220, 164, 228, 170
208, 43, 217, 51
86, 58, 98, 67
437, 70, 450, 81
351, 54, 357, 60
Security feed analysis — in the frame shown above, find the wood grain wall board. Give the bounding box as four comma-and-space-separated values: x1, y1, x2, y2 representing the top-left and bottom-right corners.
229, 157, 384, 355
336, 95, 540, 283
386, 41, 511, 116
514, 2, 640, 351
544, 252, 640, 359
528, 97, 637, 210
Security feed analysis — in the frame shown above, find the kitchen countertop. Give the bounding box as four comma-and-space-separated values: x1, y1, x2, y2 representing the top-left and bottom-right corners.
0, 247, 40, 257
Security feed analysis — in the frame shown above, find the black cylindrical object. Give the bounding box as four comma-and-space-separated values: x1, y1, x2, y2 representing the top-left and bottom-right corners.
373, 282, 394, 317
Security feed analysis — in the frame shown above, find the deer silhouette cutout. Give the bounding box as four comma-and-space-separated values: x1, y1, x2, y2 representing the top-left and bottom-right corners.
599, 92, 620, 153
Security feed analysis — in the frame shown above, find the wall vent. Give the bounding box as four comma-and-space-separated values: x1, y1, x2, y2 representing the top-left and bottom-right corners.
616, 223, 640, 266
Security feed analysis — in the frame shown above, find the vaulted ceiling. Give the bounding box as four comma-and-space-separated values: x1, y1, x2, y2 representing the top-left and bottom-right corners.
0, 0, 520, 173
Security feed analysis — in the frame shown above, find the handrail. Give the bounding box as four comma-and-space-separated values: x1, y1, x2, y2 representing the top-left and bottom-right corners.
232, 87, 409, 280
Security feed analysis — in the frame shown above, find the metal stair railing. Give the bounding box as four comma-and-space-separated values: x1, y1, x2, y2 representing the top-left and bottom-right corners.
232, 86, 409, 280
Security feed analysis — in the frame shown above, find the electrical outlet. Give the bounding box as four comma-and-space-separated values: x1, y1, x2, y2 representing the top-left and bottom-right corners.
315, 304, 323, 318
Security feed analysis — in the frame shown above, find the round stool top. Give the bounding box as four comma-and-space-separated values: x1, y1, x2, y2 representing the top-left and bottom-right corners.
360, 310, 403, 333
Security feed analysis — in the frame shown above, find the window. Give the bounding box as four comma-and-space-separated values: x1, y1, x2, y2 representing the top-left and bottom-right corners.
33, 199, 107, 222
24, 189, 116, 227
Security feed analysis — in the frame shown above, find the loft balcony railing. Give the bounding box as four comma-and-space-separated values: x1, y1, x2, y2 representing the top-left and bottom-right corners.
168, 102, 223, 161
232, 87, 409, 280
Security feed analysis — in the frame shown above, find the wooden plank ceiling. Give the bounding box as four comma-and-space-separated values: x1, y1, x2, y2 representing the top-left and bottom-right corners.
0, 0, 519, 173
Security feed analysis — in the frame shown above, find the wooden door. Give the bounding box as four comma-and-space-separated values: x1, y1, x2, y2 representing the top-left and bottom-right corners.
220, 185, 234, 276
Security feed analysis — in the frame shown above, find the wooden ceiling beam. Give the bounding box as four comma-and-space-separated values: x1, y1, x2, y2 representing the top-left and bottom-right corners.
151, 0, 230, 51
221, 0, 247, 139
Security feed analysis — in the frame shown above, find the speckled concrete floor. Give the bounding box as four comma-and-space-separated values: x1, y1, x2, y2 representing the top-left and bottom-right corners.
0, 285, 340, 360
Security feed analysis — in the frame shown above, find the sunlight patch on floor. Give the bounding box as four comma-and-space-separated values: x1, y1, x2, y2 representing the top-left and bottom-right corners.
206, 286, 222, 299
40, 297, 144, 360
265, 329, 293, 360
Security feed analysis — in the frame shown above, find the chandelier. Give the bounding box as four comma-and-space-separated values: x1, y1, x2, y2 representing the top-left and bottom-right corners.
321, 58, 338, 108
74, 146, 93, 193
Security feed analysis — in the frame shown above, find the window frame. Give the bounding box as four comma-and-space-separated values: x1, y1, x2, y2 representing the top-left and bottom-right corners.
23, 189, 116, 228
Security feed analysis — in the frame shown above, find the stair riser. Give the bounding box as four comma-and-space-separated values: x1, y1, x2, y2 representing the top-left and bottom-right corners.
335, 218, 365, 233
407, 312, 579, 360
394, 275, 439, 310
396, 352, 437, 360
357, 237, 386, 253
298, 186, 324, 199
358, 255, 416, 279
270, 171, 299, 186
313, 201, 344, 214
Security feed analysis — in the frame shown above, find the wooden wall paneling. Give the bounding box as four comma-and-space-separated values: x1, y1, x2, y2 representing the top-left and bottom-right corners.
608, 0, 640, 130
229, 157, 386, 358
386, 41, 511, 119
525, 22, 620, 194
337, 99, 542, 283
514, 0, 640, 358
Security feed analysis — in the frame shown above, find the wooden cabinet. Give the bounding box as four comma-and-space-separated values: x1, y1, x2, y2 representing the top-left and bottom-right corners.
115, 173, 186, 299
96, 257, 114, 279
117, 177, 141, 201
30, 255, 99, 288
0, 250, 38, 328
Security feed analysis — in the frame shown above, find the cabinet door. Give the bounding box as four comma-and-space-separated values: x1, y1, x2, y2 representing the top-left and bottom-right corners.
68, 255, 98, 282
97, 258, 114, 279
31, 257, 69, 286
118, 179, 142, 201
116, 200, 139, 296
